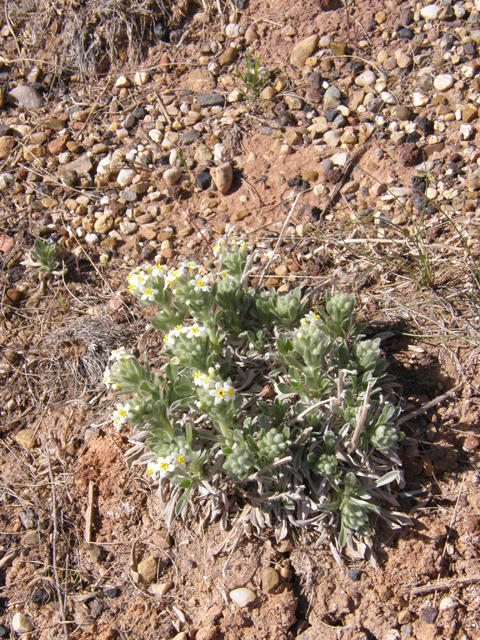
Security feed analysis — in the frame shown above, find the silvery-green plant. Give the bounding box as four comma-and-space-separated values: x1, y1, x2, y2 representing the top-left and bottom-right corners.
105, 235, 407, 558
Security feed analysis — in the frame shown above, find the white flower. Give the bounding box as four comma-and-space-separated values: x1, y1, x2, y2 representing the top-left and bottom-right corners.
183, 323, 207, 340
213, 239, 226, 257
171, 356, 181, 365
165, 268, 185, 287
296, 331, 305, 342
103, 367, 120, 390
190, 274, 210, 293
195, 400, 206, 409
129, 271, 149, 289
200, 374, 215, 390
152, 264, 166, 279
170, 448, 191, 470
163, 332, 175, 347
301, 310, 321, 325
112, 403, 133, 429
157, 456, 175, 478
193, 371, 205, 386
110, 347, 127, 361
140, 285, 159, 302
170, 324, 184, 337
209, 381, 235, 405
146, 461, 160, 479
182, 260, 198, 272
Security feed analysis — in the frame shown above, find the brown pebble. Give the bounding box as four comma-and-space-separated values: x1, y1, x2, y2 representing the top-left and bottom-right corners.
160, 54, 171, 73
464, 436, 480, 452
5, 289, 22, 306
162, 248, 176, 259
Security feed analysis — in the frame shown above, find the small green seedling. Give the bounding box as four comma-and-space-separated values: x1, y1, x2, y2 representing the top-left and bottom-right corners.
236, 55, 271, 99
30, 239, 61, 274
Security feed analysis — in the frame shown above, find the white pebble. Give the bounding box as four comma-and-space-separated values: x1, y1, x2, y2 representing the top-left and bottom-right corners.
461, 124, 474, 140
12, 613, 34, 634
355, 70, 377, 87
230, 588, 257, 607
420, 4, 442, 20
434, 74, 454, 91
413, 92, 429, 107
117, 168, 136, 187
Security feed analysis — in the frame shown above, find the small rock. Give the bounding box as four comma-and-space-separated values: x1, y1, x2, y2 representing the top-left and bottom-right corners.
434, 74, 454, 91
0, 136, 17, 159
290, 34, 319, 68
197, 93, 225, 107
463, 106, 478, 122
398, 27, 414, 40
260, 86, 276, 100
323, 86, 342, 109
104, 587, 119, 598
162, 248, 176, 260
182, 130, 201, 145
420, 4, 441, 21
464, 436, 480, 451
134, 71, 150, 86
348, 569, 362, 581
12, 612, 34, 634
187, 69, 216, 92
399, 143, 420, 166
234, 210, 251, 220
137, 555, 158, 586
396, 52, 412, 69
211, 162, 233, 194
285, 95, 304, 110
219, 46, 239, 66
117, 168, 136, 187
94, 214, 114, 234
8, 85, 44, 110
0, 625, 9, 638
61, 155, 93, 176
330, 40, 349, 55
230, 588, 257, 607
196, 626, 219, 640
197, 170, 211, 190
355, 70, 376, 87
163, 167, 183, 186
439, 597, 456, 611
115, 75, 130, 88
261, 567, 280, 593
396, 106, 413, 121
150, 581, 174, 596
420, 607, 438, 624
0, 173, 15, 190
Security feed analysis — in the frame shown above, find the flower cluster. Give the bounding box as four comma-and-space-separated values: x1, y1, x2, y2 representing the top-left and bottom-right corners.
147, 447, 191, 480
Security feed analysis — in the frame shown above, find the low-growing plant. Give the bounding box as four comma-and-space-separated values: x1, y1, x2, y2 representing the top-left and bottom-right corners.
30, 238, 61, 274
236, 55, 271, 99
105, 236, 408, 559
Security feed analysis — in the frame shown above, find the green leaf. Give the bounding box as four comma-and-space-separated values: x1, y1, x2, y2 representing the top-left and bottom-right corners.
175, 487, 192, 516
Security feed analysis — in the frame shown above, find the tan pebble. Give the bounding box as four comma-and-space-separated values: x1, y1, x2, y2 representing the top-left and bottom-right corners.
150, 581, 174, 596
278, 539, 294, 553
464, 436, 480, 451
162, 248, 176, 259
261, 567, 280, 593
290, 34, 319, 68
136, 555, 158, 586
274, 264, 288, 277
260, 86, 276, 100
12, 612, 34, 634
210, 162, 233, 194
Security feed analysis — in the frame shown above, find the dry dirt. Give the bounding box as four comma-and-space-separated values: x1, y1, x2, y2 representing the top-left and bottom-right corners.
1, 0, 480, 638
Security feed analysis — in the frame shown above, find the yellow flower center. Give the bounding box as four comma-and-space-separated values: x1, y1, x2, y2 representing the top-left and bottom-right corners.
177, 455, 186, 464
118, 409, 127, 418
159, 461, 170, 471
144, 288, 153, 295
217, 389, 226, 397
197, 279, 205, 287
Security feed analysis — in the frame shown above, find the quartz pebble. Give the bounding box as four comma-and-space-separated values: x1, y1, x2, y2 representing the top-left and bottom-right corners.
420, 4, 442, 21
355, 70, 376, 87
230, 588, 257, 607
434, 74, 454, 91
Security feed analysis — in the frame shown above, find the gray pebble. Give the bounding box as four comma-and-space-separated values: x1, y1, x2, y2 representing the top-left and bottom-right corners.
375, 148, 384, 159
182, 130, 201, 144
197, 92, 225, 107
419, 73, 434, 91
321, 159, 334, 171
333, 114, 346, 128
